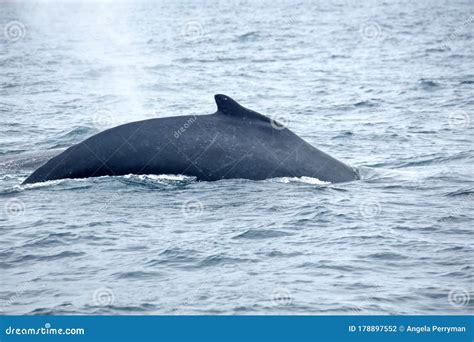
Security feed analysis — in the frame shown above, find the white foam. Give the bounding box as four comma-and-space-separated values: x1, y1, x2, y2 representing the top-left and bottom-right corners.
123, 174, 196, 182
17, 179, 67, 189
270, 176, 330, 185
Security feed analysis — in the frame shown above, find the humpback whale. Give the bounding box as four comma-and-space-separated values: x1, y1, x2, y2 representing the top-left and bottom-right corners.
22, 95, 359, 184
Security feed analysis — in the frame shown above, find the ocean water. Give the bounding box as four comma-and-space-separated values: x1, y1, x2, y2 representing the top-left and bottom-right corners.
0, 0, 473, 315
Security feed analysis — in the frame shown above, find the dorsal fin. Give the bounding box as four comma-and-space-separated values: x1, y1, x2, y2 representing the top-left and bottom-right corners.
214, 94, 271, 123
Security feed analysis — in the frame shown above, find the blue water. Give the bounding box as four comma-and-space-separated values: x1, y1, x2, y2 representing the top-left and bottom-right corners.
0, 1, 473, 315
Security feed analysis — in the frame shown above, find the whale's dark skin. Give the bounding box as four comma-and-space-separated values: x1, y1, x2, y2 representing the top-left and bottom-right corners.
22, 95, 359, 184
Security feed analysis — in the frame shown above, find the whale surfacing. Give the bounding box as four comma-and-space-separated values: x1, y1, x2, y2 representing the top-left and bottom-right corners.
22, 95, 359, 184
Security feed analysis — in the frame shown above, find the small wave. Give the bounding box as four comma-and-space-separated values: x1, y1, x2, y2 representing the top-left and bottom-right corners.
385, 151, 471, 169
232, 229, 293, 240
51, 126, 98, 148
419, 79, 440, 89
366, 252, 407, 260
145, 63, 172, 70
146, 248, 200, 267
97, 304, 158, 313
437, 215, 471, 223
148, 251, 254, 269
29, 307, 75, 315
85, 303, 158, 314
236, 31, 261, 42
270, 176, 330, 185
29, 303, 158, 315
174, 56, 246, 64
112, 271, 162, 280
330, 54, 349, 59
336, 305, 364, 313
158, 247, 199, 257
425, 47, 448, 53
1, 83, 21, 89
198, 254, 255, 268
297, 261, 366, 272
13, 251, 85, 264
314, 263, 356, 272
332, 131, 354, 139
263, 250, 303, 258
354, 100, 379, 108
23, 232, 77, 248
444, 188, 474, 197
60, 126, 96, 137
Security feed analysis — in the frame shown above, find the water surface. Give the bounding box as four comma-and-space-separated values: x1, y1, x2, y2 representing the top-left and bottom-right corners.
0, 0, 473, 314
